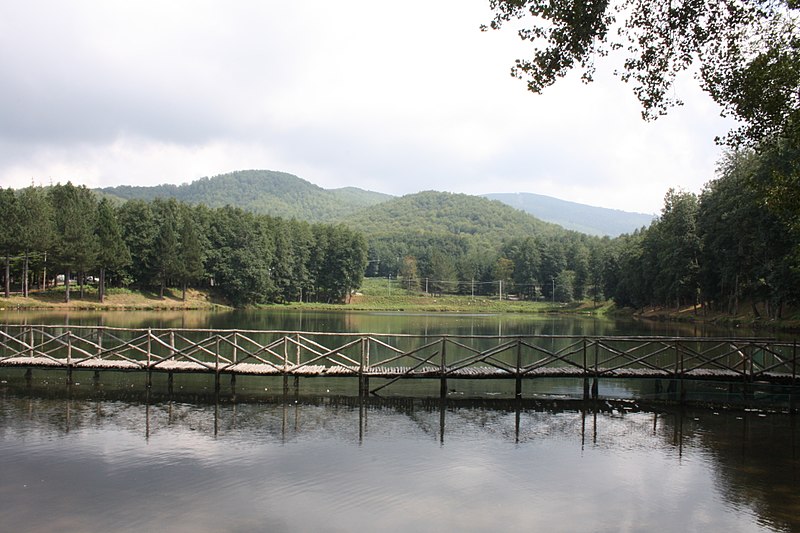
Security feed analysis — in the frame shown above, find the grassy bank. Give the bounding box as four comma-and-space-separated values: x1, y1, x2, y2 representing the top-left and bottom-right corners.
0, 278, 615, 315
0, 286, 227, 311
264, 278, 615, 315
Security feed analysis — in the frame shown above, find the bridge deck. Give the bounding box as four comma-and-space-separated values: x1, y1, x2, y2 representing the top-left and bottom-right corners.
1, 326, 798, 393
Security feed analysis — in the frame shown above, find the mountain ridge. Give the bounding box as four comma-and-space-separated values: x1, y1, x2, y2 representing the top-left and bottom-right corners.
97, 170, 651, 236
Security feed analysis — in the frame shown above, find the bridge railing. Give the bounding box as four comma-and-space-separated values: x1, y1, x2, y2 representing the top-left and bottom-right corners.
0, 325, 797, 384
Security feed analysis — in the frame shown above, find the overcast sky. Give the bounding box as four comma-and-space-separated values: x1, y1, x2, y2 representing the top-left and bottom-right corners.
0, 0, 737, 214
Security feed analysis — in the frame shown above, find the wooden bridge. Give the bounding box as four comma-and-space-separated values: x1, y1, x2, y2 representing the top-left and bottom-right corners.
0, 325, 797, 398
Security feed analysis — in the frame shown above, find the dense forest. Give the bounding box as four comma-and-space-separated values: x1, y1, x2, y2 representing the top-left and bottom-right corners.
98, 169, 392, 222
0, 183, 368, 306
1, 142, 797, 315
604, 145, 800, 318
347, 191, 604, 302
99, 169, 652, 237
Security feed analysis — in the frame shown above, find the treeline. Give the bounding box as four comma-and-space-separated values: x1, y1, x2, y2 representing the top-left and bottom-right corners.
2, 144, 796, 315
361, 147, 799, 316
99, 169, 392, 222
351, 190, 606, 302
604, 145, 799, 318
0, 184, 368, 306
367, 232, 604, 303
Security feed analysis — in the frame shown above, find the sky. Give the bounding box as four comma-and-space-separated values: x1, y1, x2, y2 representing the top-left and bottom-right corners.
0, 0, 737, 215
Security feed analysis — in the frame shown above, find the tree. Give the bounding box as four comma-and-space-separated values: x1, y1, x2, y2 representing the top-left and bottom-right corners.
427, 250, 458, 296
493, 257, 515, 298
399, 255, 420, 291
699, 148, 798, 317
311, 225, 368, 303
648, 189, 701, 308
0, 188, 19, 297
486, 0, 800, 145
205, 206, 274, 307
503, 237, 541, 300
176, 205, 206, 301
555, 269, 576, 303
152, 199, 181, 299
748, 140, 800, 276
49, 183, 97, 302
95, 198, 132, 302
18, 186, 55, 297
118, 200, 159, 287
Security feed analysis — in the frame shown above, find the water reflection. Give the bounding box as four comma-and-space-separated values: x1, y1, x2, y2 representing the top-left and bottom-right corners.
1, 379, 798, 533
1, 309, 796, 532
0, 307, 760, 338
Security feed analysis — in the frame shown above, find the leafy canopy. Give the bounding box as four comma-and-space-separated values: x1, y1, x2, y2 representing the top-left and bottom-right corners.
485, 0, 800, 145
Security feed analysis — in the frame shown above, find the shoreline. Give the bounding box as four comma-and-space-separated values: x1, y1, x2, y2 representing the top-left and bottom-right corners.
1, 286, 798, 333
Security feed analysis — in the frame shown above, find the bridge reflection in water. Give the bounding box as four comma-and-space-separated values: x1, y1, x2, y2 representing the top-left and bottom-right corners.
1, 325, 798, 403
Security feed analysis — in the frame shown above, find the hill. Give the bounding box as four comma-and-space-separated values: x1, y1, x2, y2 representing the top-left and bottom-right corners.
483, 192, 654, 237
96, 170, 653, 237
97, 169, 392, 222
340, 190, 569, 243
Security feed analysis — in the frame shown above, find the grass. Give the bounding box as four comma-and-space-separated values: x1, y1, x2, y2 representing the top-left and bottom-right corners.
0, 285, 227, 311
0, 277, 612, 316
263, 278, 614, 315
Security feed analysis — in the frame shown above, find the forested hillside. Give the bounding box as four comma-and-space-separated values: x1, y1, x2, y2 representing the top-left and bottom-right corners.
98, 169, 392, 222
483, 192, 654, 237
4, 152, 794, 317
340, 191, 605, 302
341, 191, 564, 242
604, 146, 800, 318
0, 184, 368, 306
97, 170, 652, 237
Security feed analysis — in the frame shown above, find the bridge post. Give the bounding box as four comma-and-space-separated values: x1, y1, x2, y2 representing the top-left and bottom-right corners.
66, 332, 73, 386
214, 336, 221, 392
359, 337, 367, 397
515, 340, 522, 399
146, 328, 152, 388
591, 341, 599, 399
792, 341, 797, 413
582, 338, 590, 400
440, 338, 447, 398
678, 340, 686, 404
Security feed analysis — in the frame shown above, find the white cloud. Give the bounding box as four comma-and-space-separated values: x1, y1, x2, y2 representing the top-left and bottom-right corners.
0, 0, 736, 214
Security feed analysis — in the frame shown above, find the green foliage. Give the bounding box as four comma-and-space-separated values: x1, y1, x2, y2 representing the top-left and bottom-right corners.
487, 0, 800, 145
95, 197, 132, 301
176, 204, 206, 300
309, 224, 368, 303
118, 200, 159, 286
98, 170, 392, 222
603, 149, 800, 316
49, 183, 98, 301
96, 198, 131, 272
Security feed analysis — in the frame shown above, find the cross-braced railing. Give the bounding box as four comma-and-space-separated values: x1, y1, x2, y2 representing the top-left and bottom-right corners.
0, 326, 797, 390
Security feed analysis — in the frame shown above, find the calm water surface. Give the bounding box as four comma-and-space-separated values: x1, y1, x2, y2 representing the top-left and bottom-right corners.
1, 310, 798, 532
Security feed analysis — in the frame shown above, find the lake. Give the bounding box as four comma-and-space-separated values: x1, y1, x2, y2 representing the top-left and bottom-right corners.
1, 309, 799, 532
